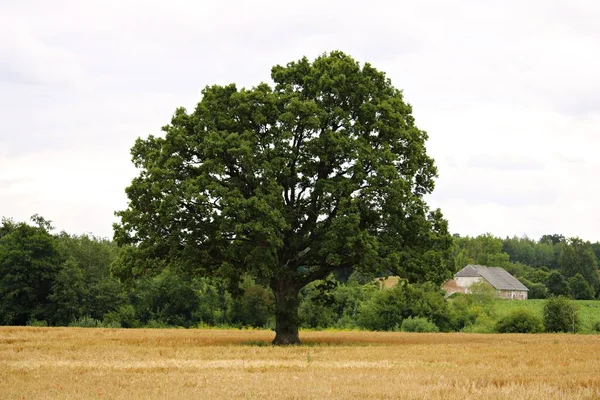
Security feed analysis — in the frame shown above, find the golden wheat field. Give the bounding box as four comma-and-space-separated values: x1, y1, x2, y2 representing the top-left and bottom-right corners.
1, 328, 600, 399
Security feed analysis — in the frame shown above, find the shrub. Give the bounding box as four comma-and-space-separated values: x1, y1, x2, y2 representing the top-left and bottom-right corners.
69, 316, 104, 328
399, 317, 439, 333
27, 318, 48, 327
543, 296, 580, 333
591, 320, 600, 333
356, 287, 403, 331
495, 309, 543, 333
145, 319, 170, 329
104, 304, 138, 328
357, 282, 450, 331
461, 314, 497, 333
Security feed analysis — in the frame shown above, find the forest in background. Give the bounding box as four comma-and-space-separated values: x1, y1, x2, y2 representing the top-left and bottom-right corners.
1, 215, 599, 333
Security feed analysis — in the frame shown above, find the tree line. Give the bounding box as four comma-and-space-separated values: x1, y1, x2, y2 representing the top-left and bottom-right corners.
1, 215, 599, 332
453, 233, 600, 300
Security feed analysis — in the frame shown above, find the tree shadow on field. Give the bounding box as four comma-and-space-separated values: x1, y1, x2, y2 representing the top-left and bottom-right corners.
237, 340, 372, 347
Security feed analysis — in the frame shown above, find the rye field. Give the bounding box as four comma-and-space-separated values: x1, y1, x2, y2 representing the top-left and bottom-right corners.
1, 327, 600, 399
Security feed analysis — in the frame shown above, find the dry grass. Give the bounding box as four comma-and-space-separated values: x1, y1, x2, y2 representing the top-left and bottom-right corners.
1, 327, 600, 399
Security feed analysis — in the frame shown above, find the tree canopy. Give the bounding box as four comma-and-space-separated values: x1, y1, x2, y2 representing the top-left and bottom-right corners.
114, 51, 453, 344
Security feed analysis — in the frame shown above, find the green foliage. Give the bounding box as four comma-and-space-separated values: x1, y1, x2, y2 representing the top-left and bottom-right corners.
234, 279, 274, 327
129, 269, 200, 327
48, 258, 86, 325
357, 281, 449, 331
568, 273, 595, 300
357, 286, 404, 331
453, 234, 509, 269
447, 283, 496, 331
399, 317, 439, 332
460, 314, 497, 333
103, 304, 138, 328
4, 212, 600, 334
192, 278, 234, 326
558, 238, 598, 291
299, 281, 338, 329
546, 271, 569, 296
543, 296, 580, 333
26, 318, 48, 327
519, 278, 548, 299
113, 51, 453, 343
495, 309, 544, 333
0, 218, 62, 325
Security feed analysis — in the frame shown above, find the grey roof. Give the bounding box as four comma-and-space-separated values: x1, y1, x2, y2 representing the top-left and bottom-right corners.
455, 265, 529, 291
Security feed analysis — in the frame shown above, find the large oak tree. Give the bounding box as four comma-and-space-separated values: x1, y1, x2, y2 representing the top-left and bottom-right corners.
114, 51, 453, 344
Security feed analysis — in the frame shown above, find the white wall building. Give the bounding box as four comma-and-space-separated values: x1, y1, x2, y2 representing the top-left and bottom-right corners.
443, 265, 529, 300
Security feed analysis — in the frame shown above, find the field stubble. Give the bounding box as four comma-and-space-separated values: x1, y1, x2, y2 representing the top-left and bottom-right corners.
1, 327, 599, 399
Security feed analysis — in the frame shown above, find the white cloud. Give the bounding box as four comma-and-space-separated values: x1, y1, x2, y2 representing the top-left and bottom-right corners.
0, 0, 600, 241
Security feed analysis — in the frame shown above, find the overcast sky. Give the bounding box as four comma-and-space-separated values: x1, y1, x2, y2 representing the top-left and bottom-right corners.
1, 0, 599, 241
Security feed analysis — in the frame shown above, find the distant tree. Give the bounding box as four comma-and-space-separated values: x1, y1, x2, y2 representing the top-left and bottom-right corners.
558, 238, 598, 291
533, 242, 556, 269
519, 278, 548, 299
540, 234, 566, 246
567, 273, 595, 300
54, 233, 124, 323
502, 236, 535, 266
0, 217, 62, 325
546, 270, 569, 297
590, 242, 600, 267
114, 51, 453, 344
48, 258, 86, 325
0, 217, 16, 238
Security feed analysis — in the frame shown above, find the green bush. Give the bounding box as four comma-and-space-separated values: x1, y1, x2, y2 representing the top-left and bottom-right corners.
495, 309, 543, 333
357, 282, 449, 331
460, 314, 497, 333
399, 317, 439, 332
590, 320, 600, 333
26, 318, 48, 327
103, 304, 138, 328
69, 316, 104, 328
357, 287, 404, 331
448, 284, 497, 332
145, 319, 171, 328
543, 296, 580, 333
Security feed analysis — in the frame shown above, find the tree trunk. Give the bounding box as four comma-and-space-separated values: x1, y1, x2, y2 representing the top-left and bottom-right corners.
272, 279, 301, 345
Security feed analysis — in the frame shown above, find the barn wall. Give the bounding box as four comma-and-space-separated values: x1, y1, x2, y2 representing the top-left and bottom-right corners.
497, 290, 528, 300
455, 277, 483, 290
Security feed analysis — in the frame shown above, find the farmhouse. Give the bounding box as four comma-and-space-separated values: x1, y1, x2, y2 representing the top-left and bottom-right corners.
443, 265, 529, 300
